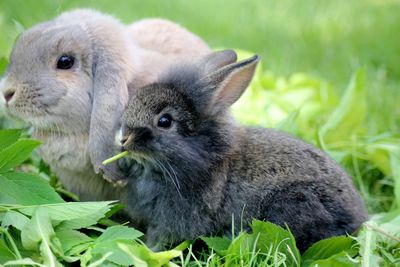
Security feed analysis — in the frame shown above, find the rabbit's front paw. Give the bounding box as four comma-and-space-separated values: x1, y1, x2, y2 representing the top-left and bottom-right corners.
99, 164, 128, 187
118, 157, 145, 179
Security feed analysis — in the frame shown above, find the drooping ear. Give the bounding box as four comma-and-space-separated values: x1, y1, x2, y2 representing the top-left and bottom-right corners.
202, 50, 238, 73
201, 55, 260, 115
88, 49, 131, 174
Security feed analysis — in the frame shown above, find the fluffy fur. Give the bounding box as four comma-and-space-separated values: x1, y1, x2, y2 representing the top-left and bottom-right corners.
0, 9, 210, 201
120, 50, 368, 251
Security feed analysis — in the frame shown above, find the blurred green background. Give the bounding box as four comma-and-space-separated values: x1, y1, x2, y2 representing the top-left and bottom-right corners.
0, 0, 399, 212
0, 0, 398, 83
1, 0, 399, 130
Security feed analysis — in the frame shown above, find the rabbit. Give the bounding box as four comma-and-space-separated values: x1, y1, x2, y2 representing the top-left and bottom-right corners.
0, 9, 211, 202
118, 50, 368, 251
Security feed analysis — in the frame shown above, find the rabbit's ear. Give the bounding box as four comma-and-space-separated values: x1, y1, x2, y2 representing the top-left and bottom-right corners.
202, 50, 238, 73
202, 55, 259, 115
88, 54, 130, 174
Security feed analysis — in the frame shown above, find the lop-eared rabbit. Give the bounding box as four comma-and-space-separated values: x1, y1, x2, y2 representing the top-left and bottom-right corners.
0, 9, 211, 202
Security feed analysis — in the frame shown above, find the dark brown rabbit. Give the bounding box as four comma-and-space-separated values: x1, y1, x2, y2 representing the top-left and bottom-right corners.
118, 50, 368, 251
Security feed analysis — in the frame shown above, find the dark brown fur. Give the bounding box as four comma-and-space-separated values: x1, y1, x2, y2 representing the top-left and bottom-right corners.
119, 51, 368, 251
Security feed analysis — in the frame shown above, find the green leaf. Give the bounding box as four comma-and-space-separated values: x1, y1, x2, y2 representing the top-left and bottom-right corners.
365, 137, 400, 177
201, 236, 231, 255
0, 129, 21, 151
103, 203, 126, 219
92, 241, 135, 266
55, 229, 93, 254
306, 251, 357, 267
0, 139, 41, 172
118, 241, 181, 267
225, 231, 253, 257
302, 236, 355, 266
96, 225, 143, 243
222, 220, 300, 266
250, 220, 300, 266
19, 201, 115, 229
0, 239, 17, 262
66, 242, 94, 257
319, 69, 366, 145
88, 226, 143, 266
0, 172, 64, 205
20, 207, 62, 267
1, 210, 30, 230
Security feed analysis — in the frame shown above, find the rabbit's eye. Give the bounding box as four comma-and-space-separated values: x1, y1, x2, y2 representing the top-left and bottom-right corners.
57, 55, 75, 70
157, 114, 173, 128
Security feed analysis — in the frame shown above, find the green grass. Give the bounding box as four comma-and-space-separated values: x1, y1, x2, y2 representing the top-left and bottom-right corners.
0, 0, 399, 266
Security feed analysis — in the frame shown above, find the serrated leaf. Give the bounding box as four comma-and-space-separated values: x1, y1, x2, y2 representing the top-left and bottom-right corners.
0, 139, 41, 172
55, 229, 93, 254
0, 172, 64, 205
20, 207, 62, 267
1, 210, 29, 230
201, 236, 231, 255
103, 203, 126, 219
19, 201, 115, 229
0, 129, 21, 151
302, 236, 355, 266
96, 225, 143, 243
88, 226, 143, 266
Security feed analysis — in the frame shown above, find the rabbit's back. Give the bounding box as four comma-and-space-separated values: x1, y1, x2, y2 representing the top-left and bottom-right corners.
234, 127, 351, 185
128, 18, 210, 57
223, 127, 367, 250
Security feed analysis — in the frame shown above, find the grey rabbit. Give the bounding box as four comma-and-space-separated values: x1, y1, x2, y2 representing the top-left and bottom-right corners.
118, 50, 368, 251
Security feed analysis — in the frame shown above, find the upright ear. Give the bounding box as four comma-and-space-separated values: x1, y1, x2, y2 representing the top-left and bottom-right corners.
202, 50, 238, 73
88, 50, 130, 174
201, 54, 260, 115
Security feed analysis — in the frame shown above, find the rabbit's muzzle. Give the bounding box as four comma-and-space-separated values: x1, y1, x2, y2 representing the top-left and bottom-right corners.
122, 127, 154, 151
0, 77, 61, 129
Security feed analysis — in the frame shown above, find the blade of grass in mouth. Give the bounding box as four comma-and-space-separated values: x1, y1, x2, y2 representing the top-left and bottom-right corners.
102, 151, 129, 165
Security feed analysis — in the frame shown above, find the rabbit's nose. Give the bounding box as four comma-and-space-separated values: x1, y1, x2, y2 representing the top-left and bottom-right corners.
121, 134, 134, 147
3, 89, 16, 104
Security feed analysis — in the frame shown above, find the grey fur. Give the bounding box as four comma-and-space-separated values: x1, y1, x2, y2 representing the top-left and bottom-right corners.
120, 51, 368, 251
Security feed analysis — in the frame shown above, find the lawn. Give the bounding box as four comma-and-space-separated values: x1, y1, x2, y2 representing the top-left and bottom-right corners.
0, 0, 399, 266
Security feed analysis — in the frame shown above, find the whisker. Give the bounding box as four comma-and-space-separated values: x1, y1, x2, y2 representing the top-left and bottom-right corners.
165, 160, 180, 190
154, 157, 182, 197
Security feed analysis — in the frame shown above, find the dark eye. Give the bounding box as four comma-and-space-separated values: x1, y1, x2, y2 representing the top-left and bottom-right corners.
57, 55, 75, 70
157, 113, 173, 128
